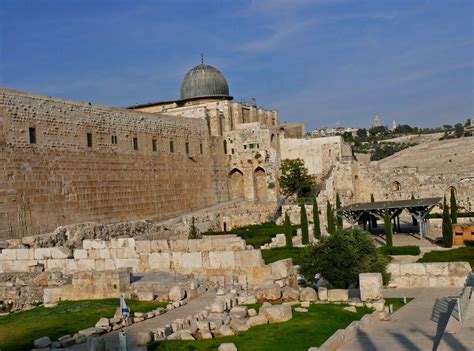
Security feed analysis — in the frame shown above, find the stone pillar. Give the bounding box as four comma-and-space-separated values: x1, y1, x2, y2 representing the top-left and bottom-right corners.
359, 272, 383, 301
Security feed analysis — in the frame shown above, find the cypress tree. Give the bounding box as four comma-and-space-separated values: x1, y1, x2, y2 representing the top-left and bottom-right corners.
442, 196, 453, 248
284, 212, 293, 247
411, 193, 418, 226
370, 194, 377, 228
384, 209, 393, 246
326, 200, 336, 234
336, 193, 343, 231
300, 201, 309, 245
188, 216, 201, 239
450, 188, 458, 224
313, 196, 321, 239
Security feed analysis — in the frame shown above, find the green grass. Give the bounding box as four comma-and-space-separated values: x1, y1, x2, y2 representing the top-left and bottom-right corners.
261, 247, 306, 265
384, 298, 414, 312
0, 299, 167, 351
149, 303, 371, 351
417, 247, 474, 267
205, 223, 300, 248
379, 246, 421, 256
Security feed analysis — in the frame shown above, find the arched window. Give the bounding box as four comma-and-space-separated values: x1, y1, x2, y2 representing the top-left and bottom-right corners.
391, 181, 401, 192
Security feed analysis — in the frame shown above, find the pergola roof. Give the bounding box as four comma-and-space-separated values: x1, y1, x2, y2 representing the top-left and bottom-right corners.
339, 197, 442, 213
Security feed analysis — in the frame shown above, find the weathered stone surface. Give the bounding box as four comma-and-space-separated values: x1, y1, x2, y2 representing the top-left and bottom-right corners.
327, 289, 348, 302
295, 307, 308, 312
34, 336, 52, 348
238, 295, 257, 305
282, 286, 300, 301
247, 266, 272, 286
255, 284, 281, 300
343, 306, 357, 313
136, 291, 155, 301
229, 316, 249, 332
246, 314, 268, 327
261, 304, 292, 323
95, 317, 110, 328
269, 258, 293, 279
359, 273, 383, 302
219, 325, 235, 336
300, 287, 318, 302
372, 299, 385, 312
180, 332, 195, 340
211, 301, 225, 313
169, 286, 186, 301
218, 343, 238, 351
137, 331, 153, 346
230, 306, 248, 318
301, 301, 310, 308
247, 308, 257, 317
318, 287, 328, 301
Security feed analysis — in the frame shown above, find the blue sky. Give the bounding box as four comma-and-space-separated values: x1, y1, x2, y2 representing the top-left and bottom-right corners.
0, 0, 472, 129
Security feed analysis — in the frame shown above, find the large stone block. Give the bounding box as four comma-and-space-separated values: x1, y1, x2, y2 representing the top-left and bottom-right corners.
0, 249, 16, 260
269, 258, 293, 279
386, 263, 400, 277
234, 250, 263, 268
261, 303, 292, 323
83, 240, 107, 250
448, 262, 471, 277
327, 289, 349, 302
34, 248, 51, 260
74, 249, 88, 259
16, 248, 34, 260
76, 259, 96, 271
424, 263, 449, 276
181, 252, 203, 268
46, 259, 69, 271
400, 263, 426, 276
50, 247, 72, 259
209, 251, 235, 269
359, 273, 383, 302
149, 253, 171, 270
136, 241, 151, 254
116, 238, 136, 248
114, 259, 139, 271
247, 266, 272, 286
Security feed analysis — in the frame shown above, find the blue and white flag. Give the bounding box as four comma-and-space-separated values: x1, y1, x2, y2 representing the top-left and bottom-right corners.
120, 295, 130, 318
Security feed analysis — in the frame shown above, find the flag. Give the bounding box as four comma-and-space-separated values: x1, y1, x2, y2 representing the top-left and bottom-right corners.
120, 295, 130, 318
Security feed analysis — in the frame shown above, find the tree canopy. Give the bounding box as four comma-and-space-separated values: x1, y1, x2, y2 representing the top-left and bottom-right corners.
279, 159, 315, 198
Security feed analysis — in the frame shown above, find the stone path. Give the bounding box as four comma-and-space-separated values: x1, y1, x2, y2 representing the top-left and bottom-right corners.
340, 288, 465, 351
67, 290, 216, 351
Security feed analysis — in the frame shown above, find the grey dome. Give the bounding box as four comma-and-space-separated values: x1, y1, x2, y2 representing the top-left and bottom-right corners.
180, 64, 232, 101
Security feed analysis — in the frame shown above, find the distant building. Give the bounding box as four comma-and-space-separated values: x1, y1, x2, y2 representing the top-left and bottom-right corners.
373, 115, 382, 128
391, 120, 397, 131
309, 127, 358, 138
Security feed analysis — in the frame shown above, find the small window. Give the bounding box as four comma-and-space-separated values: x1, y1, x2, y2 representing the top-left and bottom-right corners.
87, 133, 93, 148
185, 142, 189, 154
244, 145, 247, 150
232, 148, 235, 154
29, 127, 36, 144
200, 143, 203, 154
111, 135, 118, 145
224, 140, 228, 154
455, 232, 463, 236
133, 137, 138, 150
152, 139, 157, 152
170, 140, 174, 153
257, 144, 260, 148
249, 144, 254, 149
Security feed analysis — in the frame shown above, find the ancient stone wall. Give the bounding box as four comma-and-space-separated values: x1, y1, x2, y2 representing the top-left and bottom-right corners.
0, 88, 230, 239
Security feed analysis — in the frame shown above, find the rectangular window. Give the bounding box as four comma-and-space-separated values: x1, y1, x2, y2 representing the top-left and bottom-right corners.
232, 148, 235, 154
152, 139, 157, 152
170, 140, 174, 153
249, 143, 254, 149
133, 137, 138, 150
87, 133, 92, 148
244, 145, 247, 149
111, 135, 118, 145
29, 127, 36, 144
185, 142, 189, 154
200, 143, 203, 154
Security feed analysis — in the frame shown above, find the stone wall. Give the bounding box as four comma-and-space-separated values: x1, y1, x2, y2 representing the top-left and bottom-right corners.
0, 236, 266, 286
0, 88, 230, 239
387, 262, 471, 288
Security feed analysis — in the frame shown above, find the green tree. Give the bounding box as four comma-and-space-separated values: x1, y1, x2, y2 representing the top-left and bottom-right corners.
284, 212, 293, 248
300, 201, 309, 245
336, 193, 343, 231
279, 159, 315, 198
298, 228, 390, 288
411, 193, 418, 226
188, 216, 201, 239
312, 196, 321, 239
442, 196, 453, 248
450, 188, 458, 224
384, 209, 393, 247
356, 128, 367, 138
326, 200, 336, 235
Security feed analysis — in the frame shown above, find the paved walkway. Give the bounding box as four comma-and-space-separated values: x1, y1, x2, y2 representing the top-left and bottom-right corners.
340, 288, 465, 351
67, 291, 216, 351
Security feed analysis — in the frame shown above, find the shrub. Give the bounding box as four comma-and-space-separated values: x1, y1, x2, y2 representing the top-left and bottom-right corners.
450, 188, 458, 224
379, 246, 421, 256
326, 200, 336, 235
188, 216, 201, 239
300, 201, 309, 245
336, 193, 343, 231
384, 209, 393, 247
464, 240, 474, 247
298, 228, 390, 288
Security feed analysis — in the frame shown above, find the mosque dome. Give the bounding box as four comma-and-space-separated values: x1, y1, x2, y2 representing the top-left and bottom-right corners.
180, 63, 232, 101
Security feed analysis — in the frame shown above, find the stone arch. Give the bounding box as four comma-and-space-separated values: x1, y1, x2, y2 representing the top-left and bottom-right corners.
229, 168, 244, 200
447, 185, 457, 195
253, 166, 267, 202
270, 133, 277, 148
391, 181, 401, 192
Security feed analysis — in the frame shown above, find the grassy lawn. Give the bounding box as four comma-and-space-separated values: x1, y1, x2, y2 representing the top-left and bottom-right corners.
261, 247, 306, 265
384, 298, 414, 312
417, 247, 474, 267
205, 223, 299, 248
149, 303, 371, 351
0, 299, 166, 351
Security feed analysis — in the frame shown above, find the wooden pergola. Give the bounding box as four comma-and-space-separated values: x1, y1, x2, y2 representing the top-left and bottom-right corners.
338, 197, 442, 240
